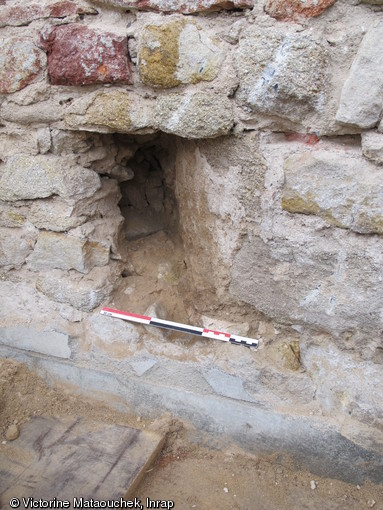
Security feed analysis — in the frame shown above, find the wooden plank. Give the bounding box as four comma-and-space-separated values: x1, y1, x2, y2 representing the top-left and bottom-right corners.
0, 416, 164, 504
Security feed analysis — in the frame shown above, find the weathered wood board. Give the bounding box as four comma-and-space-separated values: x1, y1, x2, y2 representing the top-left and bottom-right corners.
0, 416, 164, 506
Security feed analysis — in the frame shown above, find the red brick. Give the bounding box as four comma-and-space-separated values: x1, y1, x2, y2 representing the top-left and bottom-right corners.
265, 0, 336, 20
0, 1, 97, 27
40, 24, 132, 86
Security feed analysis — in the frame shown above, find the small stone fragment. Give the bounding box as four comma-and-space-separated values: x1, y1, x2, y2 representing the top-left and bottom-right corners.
5, 424, 19, 441
362, 131, 383, 165
223, 487, 229, 493
367, 500, 376, 508
310, 480, 317, 490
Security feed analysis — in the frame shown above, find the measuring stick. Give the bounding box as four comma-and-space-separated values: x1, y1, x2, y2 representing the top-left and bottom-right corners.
100, 307, 259, 348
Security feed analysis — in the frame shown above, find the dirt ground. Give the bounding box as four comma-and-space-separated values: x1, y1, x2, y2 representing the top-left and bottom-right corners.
0, 358, 382, 510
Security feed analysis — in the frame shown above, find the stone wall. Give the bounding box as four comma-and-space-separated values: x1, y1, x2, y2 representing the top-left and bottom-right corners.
1, 0, 383, 481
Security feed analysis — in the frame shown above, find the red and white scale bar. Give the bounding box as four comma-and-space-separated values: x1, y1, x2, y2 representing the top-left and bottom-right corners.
100, 307, 259, 348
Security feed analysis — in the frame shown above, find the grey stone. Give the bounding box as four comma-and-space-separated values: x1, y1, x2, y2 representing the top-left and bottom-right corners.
37, 128, 51, 154
0, 225, 37, 268
0, 203, 27, 228
302, 341, 383, 431
230, 231, 383, 338
0, 101, 63, 125
201, 315, 250, 337
336, 22, 383, 128
87, 312, 142, 358
130, 356, 158, 377
0, 155, 101, 202
36, 264, 121, 312
282, 150, 383, 235
0, 326, 70, 358
69, 215, 123, 260
235, 27, 327, 122
358, 0, 383, 5
0, 131, 39, 161
27, 178, 121, 232
155, 91, 234, 139
28, 198, 88, 232
28, 231, 109, 274
362, 131, 383, 164
203, 368, 255, 402
51, 130, 93, 155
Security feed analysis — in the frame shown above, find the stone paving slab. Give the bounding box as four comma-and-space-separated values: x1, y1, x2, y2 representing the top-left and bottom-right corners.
0, 416, 164, 506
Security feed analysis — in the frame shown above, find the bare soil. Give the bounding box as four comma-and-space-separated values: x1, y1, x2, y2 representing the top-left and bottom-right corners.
0, 358, 382, 510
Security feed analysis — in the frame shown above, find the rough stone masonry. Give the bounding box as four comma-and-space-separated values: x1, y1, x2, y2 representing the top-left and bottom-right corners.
0, 0, 383, 483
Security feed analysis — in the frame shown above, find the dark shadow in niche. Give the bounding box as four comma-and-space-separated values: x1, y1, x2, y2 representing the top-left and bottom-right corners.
116, 133, 178, 242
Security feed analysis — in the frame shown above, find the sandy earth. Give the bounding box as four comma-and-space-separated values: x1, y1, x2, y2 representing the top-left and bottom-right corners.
0, 358, 382, 510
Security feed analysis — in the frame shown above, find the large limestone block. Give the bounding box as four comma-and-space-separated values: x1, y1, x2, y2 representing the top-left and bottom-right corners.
40, 24, 132, 86
282, 151, 383, 235
0, 37, 42, 94
138, 19, 225, 88
361, 131, 383, 165
235, 27, 327, 122
64, 90, 153, 134
28, 231, 109, 273
0, 225, 37, 268
0, 155, 101, 202
230, 231, 383, 337
87, 0, 254, 13
265, 0, 336, 20
36, 264, 121, 312
27, 178, 121, 232
336, 22, 383, 129
155, 91, 233, 138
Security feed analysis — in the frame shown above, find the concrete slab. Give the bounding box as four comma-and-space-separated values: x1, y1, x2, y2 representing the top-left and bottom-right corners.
0, 416, 164, 507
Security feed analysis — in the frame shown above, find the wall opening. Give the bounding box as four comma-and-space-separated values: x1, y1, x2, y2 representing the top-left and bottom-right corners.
81, 131, 191, 328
